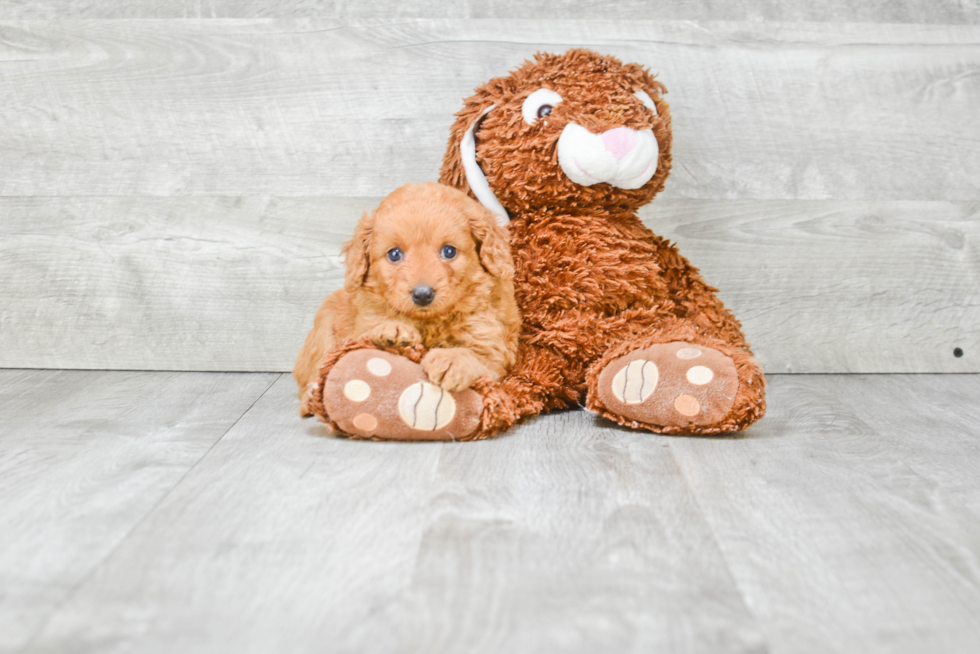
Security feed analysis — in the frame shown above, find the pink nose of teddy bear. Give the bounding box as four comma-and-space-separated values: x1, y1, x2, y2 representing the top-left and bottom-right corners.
600, 127, 638, 160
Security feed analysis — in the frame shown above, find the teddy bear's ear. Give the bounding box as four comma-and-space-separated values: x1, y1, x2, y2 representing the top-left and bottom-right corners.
341, 209, 374, 292
623, 62, 669, 112
439, 87, 510, 227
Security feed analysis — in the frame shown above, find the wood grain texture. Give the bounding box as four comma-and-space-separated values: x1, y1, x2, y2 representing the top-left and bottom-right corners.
0, 20, 976, 200
10, 372, 980, 653
668, 374, 980, 653
0, 369, 278, 654
0, 196, 354, 372
2, 197, 976, 373
22, 374, 766, 654
658, 199, 980, 373
3, 0, 980, 23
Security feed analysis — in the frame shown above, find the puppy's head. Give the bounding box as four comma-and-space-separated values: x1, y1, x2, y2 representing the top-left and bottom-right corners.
343, 182, 513, 320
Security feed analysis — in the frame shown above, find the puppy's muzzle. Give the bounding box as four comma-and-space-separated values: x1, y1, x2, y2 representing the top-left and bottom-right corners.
411, 285, 435, 307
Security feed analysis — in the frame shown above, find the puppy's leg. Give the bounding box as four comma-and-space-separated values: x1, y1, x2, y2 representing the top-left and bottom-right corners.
367, 321, 422, 348
422, 347, 493, 392
293, 293, 343, 400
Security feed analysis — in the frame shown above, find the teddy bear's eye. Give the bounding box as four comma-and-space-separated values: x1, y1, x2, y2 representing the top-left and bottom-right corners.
522, 88, 563, 125
441, 245, 457, 260
386, 248, 403, 263
634, 90, 659, 116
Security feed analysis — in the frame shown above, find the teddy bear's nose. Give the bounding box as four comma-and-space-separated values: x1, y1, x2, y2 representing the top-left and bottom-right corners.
600, 127, 639, 160
412, 285, 435, 306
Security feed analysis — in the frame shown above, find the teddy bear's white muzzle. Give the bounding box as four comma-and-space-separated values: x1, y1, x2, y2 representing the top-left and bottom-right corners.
557, 123, 659, 190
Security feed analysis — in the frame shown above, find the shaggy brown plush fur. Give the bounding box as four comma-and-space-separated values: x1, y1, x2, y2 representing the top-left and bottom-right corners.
307, 49, 765, 439
437, 49, 765, 436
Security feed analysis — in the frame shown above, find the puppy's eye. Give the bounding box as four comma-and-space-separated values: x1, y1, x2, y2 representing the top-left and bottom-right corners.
386, 248, 403, 263
634, 90, 659, 116
522, 88, 563, 125
441, 245, 457, 260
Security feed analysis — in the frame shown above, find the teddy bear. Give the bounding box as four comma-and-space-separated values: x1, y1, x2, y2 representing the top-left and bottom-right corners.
304, 49, 766, 440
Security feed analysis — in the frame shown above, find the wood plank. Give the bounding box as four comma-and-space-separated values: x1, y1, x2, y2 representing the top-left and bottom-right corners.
23, 375, 766, 654
668, 374, 980, 653
3, 0, 979, 23
0, 196, 354, 372
657, 199, 980, 374
2, 197, 976, 373
0, 20, 976, 200
0, 369, 278, 654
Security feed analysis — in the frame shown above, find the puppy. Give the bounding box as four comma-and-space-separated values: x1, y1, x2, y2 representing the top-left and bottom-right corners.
293, 182, 520, 411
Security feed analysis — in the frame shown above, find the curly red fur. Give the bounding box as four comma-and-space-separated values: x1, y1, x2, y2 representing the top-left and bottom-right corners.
294, 182, 520, 408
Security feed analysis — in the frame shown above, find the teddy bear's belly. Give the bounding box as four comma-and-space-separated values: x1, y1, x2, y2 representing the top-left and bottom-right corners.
511, 215, 669, 320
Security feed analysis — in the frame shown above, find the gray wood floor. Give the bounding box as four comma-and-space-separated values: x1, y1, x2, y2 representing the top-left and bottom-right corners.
4, 370, 980, 653
3, 4, 976, 652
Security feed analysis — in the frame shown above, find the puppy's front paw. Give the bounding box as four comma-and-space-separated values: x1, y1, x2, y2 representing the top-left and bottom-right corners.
422, 348, 491, 392
367, 321, 422, 348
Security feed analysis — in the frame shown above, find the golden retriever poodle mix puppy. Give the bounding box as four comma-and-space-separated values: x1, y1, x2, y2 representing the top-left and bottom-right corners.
294, 182, 520, 439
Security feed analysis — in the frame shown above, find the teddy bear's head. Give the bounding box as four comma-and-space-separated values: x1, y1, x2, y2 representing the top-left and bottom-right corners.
439, 49, 672, 224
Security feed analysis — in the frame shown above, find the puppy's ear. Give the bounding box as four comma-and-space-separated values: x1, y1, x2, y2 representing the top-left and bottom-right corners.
342, 210, 374, 292
466, 200, 514, 280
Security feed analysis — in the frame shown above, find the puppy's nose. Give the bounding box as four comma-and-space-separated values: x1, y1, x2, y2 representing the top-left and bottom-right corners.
411, 285, 435, 307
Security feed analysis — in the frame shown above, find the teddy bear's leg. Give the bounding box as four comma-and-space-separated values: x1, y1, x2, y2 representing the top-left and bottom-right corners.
469, 342, 582, 438
306, 339, 582, 440
585, 318, 766, 435
304, 340, 484, 441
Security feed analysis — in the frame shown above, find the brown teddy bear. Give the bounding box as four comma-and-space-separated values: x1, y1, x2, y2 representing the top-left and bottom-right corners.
305, 49, 766, 439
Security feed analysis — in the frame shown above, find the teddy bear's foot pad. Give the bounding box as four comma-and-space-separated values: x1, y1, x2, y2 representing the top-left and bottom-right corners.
323, 349, 483, 441
595, 341, 738, 427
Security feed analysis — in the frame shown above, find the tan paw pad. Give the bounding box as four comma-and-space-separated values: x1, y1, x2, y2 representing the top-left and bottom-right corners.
366, 357, 392, 377
610, 360, 659, 404
343, 379, 371, 402
398, 382, 456, 431
686, 365, 714, 385
352, 413, 378, 431
674, 394, 701, 416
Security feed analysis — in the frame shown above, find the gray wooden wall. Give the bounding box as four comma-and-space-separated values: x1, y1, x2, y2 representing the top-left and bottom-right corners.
2, 3, 978, 373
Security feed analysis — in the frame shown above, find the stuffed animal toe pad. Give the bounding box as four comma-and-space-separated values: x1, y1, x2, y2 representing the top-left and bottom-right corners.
592, 341, 739, 429
320, 349, 483, 441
